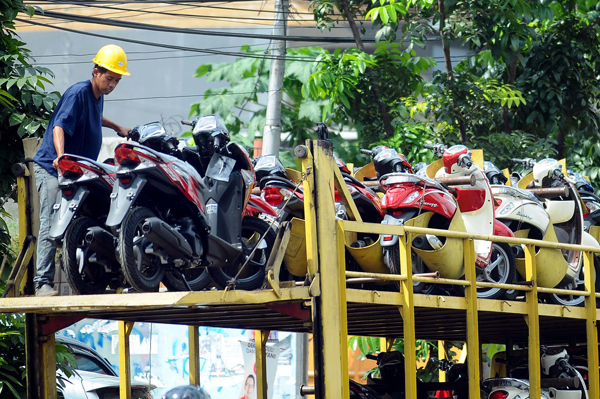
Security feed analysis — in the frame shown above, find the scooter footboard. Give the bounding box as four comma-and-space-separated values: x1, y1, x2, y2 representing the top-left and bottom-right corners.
345, 236, 387, 274
408, 212, 466, 280
515, 226, 568, 288
283, 217, 308, 277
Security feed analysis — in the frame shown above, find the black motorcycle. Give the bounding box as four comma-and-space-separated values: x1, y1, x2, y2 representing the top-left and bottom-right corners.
105, 116, 276, 292
50, 155, 123, 294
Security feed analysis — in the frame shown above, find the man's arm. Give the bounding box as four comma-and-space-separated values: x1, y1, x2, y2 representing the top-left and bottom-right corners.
52, 126, 65, 170
102, 116, 130, 138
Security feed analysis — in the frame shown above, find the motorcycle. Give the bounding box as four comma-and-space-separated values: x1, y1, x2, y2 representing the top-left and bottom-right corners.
509, 158, 600, 306
105, 116, 277, 292
428, 358, 468, 399
254, 151, 384, 279
50, 154, 122, 294
360, 144, 517, 298
484, 346, 589, 399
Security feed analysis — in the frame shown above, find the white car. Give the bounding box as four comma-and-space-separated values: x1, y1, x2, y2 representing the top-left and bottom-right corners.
57, 336, 152, 399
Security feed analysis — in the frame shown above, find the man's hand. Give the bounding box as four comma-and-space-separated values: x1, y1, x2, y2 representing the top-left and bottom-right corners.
53, 157, 60, 170
116, 126, 130, 138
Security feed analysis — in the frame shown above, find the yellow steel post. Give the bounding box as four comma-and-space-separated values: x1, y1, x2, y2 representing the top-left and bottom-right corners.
438, 341, 446, 383
188, 326, 200, 386
399, 234, 417, 399
255, 330, 269, 399
463, 238, 480, 399
583, 251, 599, 399
524, 244, 541, 399
16, 170, 30, 248
119, 321, 134, 399
311, 141, 349, 398
40, 333, 57, 399
299, 144, 319, 278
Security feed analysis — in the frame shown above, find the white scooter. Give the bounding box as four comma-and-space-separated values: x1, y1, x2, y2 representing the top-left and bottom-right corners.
424, 144, 518, 299
483, 347, 589, 399
504, 158, 600, 306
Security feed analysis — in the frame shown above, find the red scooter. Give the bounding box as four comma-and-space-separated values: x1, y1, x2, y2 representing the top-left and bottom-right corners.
361, 145, 517, 299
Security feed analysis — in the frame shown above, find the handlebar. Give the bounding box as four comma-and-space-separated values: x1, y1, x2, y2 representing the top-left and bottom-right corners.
360, 149, 373, 156
181, 120, 194, 126
436, 175, 477, 187
527, 187, 570, 198
511, 157, 536, 169
424, 143, 447, 157
423, 144, 436, 150
128, 127, 140, 142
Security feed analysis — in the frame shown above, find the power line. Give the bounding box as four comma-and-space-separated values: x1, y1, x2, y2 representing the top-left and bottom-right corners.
27, 9, 375, 43
105, 87, 303, 102
15, 17, 323, 62
34, 0, 322, 15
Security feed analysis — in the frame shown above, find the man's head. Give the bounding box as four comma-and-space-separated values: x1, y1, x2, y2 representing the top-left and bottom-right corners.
91, 44, 130, 97
92, 65, 122, 96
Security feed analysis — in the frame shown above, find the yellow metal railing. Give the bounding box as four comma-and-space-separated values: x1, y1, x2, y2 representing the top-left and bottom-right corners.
297, 140, 600, 399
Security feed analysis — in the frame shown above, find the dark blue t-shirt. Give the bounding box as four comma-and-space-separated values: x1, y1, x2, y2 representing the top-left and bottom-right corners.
34, 80, 104, 176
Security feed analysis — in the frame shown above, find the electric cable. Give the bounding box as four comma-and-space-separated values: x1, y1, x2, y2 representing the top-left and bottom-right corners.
27, 9, 377, 43
16, 17, 324, 62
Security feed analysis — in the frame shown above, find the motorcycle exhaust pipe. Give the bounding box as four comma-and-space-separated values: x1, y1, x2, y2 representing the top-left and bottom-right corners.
141, 217, 193, 260
85, 226, 118, 262
412, 234, 444, 251
512, 245, 525, 258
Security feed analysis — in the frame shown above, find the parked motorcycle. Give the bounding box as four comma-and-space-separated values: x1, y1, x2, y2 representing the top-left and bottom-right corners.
484, 346, 589, 399
510, 158, 600, 306
428, 358, 468, 399
50, 154, 122, 294
105, 116, 276, 292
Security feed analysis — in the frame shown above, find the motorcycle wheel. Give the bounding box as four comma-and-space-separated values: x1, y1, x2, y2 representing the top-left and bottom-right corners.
475, 242, 517, 300
119, 207, 166, 292
162, 268, 212, 292
63, 217, 112, 295
383, 245, 435, 294
208, 216, 276, 290
545, 255, 600, 307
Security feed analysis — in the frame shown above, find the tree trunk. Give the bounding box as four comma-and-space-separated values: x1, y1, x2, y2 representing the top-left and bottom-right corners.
439, 0, 467, 144
502, 54, 519, 133
339, 0, 395, 138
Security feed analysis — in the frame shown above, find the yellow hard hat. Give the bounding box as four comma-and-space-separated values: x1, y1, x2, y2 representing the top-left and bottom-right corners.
92, 44, 130, 76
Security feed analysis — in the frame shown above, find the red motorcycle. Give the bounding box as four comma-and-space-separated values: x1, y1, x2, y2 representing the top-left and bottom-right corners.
362, 145, 517, 299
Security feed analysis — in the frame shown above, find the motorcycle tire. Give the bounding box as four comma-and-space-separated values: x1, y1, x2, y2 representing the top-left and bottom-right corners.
208, 216, 276, 290
63, 217, 112, 295
468, 242, 517, 300
162, 268, 212, 292
119, 207, 166, 292
545, 254, 600, 307
451, 242, 518, 300
383, 245, 435, 294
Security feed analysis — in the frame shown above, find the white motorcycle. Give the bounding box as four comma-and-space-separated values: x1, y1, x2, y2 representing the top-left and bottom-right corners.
483, 347, 589, 399
498, 158, 600, 306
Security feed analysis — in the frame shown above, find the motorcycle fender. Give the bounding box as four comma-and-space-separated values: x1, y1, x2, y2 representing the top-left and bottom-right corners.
588, 225, 600, 245
105, 176, 147, 229
410, 211, 466, 279
582, 231, 600, 248
49, 187, 90, 241
380, 214, 407, 247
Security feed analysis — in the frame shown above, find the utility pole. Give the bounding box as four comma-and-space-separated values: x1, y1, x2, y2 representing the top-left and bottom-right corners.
262, 0, 288, 156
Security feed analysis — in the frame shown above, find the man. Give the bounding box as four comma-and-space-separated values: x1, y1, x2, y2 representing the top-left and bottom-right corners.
32, 44, 131, 297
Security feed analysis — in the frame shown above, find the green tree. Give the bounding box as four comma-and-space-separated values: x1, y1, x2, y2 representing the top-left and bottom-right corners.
1, 0, 61, 263
191, 45, 363, 165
